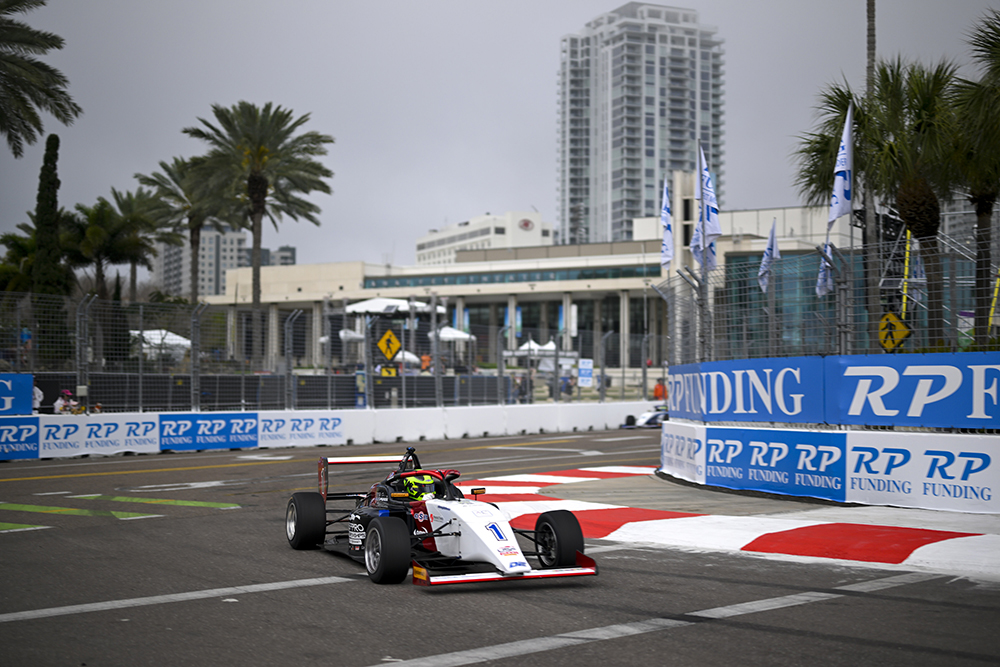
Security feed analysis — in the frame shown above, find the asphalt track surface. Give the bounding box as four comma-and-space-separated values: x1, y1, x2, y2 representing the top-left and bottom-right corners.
1, 431, 998, 666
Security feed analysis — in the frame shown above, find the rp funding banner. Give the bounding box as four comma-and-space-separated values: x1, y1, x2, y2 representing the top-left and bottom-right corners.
668, 357, 824, 424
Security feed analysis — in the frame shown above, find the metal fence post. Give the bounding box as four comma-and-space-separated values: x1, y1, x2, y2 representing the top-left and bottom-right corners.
284, 309, 303, 409
431, 294, 442, 408
190, 303, 208, 411
641, 334, 651, 400
75, 294, 96, 410
599, 330, 613, 403
497, 325, 509, 405
137, 304, 144, 412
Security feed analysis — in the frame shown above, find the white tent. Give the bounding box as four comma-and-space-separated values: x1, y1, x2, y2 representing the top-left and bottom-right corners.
393, 349, 421, 364
428, 326, 475, 342
131, 329, 190, 354
345, 297, 445, 315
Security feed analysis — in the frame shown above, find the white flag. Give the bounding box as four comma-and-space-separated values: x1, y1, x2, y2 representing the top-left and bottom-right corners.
828, 103, 853, 228
660, 175, 674, 272
691, 146, 722, 270
816, 242, 834, 297
757, 217, 780, 293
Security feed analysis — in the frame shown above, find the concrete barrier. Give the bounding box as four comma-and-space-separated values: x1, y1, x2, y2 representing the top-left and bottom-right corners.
0, 401, 655, 460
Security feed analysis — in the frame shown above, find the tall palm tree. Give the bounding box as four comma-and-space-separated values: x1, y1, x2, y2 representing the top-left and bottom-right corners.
954, 9, 1000, 347
136, 156, 225, 303
182, 101, 334, 369
109, 186, 183, 303
795, 58, 957, 347
0, 0, 81, 158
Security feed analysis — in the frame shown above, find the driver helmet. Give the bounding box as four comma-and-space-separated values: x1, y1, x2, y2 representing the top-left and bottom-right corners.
404, 474, 436, 501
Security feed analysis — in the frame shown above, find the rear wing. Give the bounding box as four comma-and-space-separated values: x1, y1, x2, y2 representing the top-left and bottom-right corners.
318, 456, 401, 501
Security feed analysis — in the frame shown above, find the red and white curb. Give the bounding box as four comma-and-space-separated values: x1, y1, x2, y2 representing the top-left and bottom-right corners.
456, 467, 1000, 580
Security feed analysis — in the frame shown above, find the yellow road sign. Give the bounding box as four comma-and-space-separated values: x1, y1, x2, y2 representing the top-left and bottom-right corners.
381, 367, 397, 377
377, 329, 401, 361
879, 312, 911, 351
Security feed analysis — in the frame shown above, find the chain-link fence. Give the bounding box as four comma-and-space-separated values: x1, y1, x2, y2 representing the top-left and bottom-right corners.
0, 292, 672, 413
658, 235, 1000, 365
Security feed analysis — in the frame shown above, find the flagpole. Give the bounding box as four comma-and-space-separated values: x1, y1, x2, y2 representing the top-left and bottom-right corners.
698, 139, 707, 363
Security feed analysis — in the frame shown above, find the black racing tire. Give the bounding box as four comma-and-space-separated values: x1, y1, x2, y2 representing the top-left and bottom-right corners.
286, 492, 326, 550
365, 517, 411, 584
535, 510, 584, 568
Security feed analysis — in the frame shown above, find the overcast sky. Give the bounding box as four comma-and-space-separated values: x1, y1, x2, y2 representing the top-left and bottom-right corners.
1, 0, 996, 274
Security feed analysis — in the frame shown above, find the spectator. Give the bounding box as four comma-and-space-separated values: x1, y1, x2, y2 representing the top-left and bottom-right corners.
32, 380, 44, 414
653, 378, 666, 401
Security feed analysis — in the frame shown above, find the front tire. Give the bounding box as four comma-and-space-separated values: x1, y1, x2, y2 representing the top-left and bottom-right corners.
286, 492, 326, 550
365, 517, 411, 584
535, 510, 584, 568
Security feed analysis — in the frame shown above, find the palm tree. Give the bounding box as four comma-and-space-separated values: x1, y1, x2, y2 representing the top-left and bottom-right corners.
182, 101, 334, 369
109, 186, 183, 303
0, 0, 81, 158
136, 157, 228, 303
954, 9, 1000, 347
794, 58, 957, 347
63, 199, 149, 300
0, 214, 79, 293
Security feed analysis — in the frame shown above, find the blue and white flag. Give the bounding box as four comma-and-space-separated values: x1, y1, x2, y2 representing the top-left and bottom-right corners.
816, 242, 834, 297
757, 217, 780, 293
691, 146, 721, 270
660, 175, 674, 272
828, 103, 853, 229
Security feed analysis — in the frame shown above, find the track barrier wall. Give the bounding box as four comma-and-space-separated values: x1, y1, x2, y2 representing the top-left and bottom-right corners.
0, 401, 648, 462
661, 421, 998, 514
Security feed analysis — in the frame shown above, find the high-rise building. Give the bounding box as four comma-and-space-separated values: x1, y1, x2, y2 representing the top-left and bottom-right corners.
152, 225, 249, 298
152, 224, 300, 298
557, 2, 724, 243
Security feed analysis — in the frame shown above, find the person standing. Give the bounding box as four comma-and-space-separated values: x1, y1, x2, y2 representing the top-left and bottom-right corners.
33, 380, 44, 414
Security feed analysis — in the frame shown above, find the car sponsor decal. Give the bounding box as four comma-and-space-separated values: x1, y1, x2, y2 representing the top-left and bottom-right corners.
497, 545, 520, 557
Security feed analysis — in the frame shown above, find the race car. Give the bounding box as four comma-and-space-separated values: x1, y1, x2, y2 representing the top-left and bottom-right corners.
621, 404, 669, 429
284, 447, 598, 586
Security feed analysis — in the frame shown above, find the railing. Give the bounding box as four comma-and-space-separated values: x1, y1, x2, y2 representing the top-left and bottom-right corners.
0, 292, 669, 413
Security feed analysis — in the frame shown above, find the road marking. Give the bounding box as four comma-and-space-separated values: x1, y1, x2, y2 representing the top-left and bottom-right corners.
0, 576, 355, 624
33, 491, 72, 496
366, 572, 941, 667
0, 522, 52, 533
0, 458, 310, 483
593, 435, 656, 442
237, 454, 295, 461
128, 481, 235, 492
68, 495, 240, 510
488, 446, 603, 457
0, 502, 160, 520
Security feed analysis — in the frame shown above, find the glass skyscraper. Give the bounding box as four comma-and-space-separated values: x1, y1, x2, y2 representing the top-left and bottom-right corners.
557, 3, 724, 243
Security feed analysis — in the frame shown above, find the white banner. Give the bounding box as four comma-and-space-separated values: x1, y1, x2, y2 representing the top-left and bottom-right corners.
847, 431, 997, 513
660, 420, 705, 484
39, 414, 160, 458
257, 410, 347, 447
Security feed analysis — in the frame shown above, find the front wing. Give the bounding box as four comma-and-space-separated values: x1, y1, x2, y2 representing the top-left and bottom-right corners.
411, 551, 598, 586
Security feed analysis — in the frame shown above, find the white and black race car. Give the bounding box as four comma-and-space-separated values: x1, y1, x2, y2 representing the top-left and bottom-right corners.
284, 447, 597, 586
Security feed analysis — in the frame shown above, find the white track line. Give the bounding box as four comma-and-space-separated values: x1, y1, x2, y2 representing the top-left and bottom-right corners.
0, 576, 355, 624
366, 572, 940, 667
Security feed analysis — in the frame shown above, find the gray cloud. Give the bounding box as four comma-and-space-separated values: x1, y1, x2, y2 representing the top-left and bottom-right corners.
1, 0, 993, 270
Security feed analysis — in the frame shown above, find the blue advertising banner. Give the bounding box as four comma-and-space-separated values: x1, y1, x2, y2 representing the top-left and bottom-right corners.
704, 426, 847, 502
158, 413, 258, 451
0, 416, 40, 459
668, 357, 824, 424
0, 374, 33, 416
825, 352, 1000, 429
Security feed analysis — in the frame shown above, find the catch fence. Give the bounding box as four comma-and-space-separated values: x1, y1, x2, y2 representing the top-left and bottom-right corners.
0, 292, 670, 413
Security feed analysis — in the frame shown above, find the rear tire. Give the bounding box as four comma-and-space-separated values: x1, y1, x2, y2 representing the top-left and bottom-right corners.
365, 517, 411, 584
535, 510, 584, 568
286, 492, 326, 550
